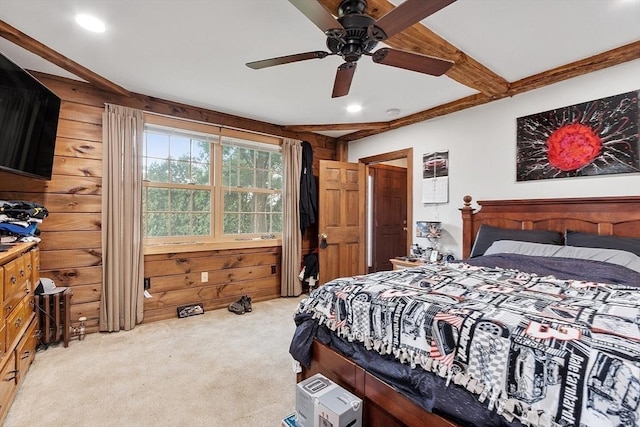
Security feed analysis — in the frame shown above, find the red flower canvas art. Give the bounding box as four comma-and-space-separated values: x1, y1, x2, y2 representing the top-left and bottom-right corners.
516, 90, 639, 181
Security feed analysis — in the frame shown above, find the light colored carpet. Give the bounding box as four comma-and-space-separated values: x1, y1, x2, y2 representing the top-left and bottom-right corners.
5, 296, 305, 427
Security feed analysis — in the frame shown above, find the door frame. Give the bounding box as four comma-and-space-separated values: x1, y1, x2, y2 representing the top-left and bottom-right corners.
358, 148, 413, 259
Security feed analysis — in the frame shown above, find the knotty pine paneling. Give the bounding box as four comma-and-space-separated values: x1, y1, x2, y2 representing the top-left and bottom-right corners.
0, 173, 102, 195
56, 119, 102, 142
58, 101, 103, 125
143, 246, 281, 323
54, 137, 102, 160
52, 156, 102, 177
148, 265, 275, 293
0, 193, 102, 213
144, 252, 280, 277
44, 265, 102, 288
38, 213, 101, 232
38, 231, 101, 250
0, 72, 335, 335
40, 249, 102, 270
65, 283, 102, 305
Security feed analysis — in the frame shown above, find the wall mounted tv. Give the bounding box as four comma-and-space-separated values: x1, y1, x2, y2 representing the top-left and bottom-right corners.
0, 51, 61, 180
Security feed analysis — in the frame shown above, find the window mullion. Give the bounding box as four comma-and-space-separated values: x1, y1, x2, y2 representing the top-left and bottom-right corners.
213, 141, 223, 239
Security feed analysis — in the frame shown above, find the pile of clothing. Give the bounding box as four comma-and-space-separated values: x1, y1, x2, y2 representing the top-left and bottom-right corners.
0, 200, 49, 243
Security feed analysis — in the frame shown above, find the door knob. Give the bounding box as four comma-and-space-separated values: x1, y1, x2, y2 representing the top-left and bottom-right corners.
319, 233, 328, 249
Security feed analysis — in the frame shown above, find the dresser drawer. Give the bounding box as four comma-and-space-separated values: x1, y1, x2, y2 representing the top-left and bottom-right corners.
0, 351, 17, 418
3, 254, 29, 315
5, 298, 34, 352
0, 323, 5, 360
29, 248, 40, 293
15, 318, 37, 384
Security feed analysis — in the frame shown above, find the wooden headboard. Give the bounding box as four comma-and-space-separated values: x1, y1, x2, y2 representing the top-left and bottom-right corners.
460, 195, 640, 259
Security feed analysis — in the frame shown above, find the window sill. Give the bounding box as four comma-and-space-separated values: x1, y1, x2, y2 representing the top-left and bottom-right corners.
143, 238, 282, 255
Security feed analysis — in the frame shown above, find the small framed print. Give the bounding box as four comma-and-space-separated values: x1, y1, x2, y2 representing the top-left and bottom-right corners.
430, 249, 439, 262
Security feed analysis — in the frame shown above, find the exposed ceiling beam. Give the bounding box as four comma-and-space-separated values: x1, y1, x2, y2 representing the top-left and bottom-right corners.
508, 40, 640, 94
284, 121, 390, 132
0, 19, 130, 97
337, 40, 640, 142
317, 0, 510, 96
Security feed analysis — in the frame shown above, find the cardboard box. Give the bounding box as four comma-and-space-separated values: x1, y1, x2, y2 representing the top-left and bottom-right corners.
295, 374, 362, 427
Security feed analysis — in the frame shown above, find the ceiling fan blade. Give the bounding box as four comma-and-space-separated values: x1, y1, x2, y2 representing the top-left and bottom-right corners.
288, 0, 344, 33
246, 51, 329, 69
332, 62, 357, 98
372, 48, 453, 76
375, 0, 456, 39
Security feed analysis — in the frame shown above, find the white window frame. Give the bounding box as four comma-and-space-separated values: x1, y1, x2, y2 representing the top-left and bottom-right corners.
142, 114, 282, 248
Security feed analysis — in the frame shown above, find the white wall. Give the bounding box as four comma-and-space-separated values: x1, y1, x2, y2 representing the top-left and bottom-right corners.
348, 60, 640, 258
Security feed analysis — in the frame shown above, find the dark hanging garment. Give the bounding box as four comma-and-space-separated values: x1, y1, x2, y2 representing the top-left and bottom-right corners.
299, 141, 318, 234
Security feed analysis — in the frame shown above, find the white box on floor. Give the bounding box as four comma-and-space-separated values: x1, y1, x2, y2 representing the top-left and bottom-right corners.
295, 373, 362, 427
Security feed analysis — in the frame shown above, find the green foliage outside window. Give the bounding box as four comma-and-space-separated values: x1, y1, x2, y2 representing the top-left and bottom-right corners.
221, 140, 282, 235
142, 126, 282, 241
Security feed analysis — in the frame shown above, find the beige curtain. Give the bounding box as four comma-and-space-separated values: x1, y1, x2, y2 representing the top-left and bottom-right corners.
100, 104, 145, 331
281, 138, 303, 296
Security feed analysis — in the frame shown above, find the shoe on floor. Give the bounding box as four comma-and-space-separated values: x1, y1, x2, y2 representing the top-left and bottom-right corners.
241, 295, 252, 312
228, 299, 245, 315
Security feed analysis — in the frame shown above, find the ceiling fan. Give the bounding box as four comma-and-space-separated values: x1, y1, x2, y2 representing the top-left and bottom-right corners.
246, 0, 456, 98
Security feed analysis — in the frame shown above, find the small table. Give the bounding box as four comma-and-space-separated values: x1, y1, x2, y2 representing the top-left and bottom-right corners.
390, 257, 424, 270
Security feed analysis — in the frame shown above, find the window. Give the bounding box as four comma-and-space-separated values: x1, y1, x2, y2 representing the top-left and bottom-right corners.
221, 137, 283, 235
142, 115, 282, 245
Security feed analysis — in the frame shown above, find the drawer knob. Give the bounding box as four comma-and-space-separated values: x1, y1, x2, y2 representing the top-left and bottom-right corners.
11, 276, 17, 285
20, 269, 25, 277
14, 317, 23, 328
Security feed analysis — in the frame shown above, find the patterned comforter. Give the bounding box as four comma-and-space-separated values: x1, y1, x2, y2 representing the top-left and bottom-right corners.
295, 261, 640, 427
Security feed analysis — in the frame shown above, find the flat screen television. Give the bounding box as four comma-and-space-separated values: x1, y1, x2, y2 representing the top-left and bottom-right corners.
0, 50, 61, 180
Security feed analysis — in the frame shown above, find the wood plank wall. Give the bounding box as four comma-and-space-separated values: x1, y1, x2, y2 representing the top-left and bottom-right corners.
0, 73, 336, 333
144, 247, 282, 323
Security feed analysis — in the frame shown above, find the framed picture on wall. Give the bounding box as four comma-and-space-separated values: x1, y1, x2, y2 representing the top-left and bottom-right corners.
516, 89, 640, 181
421, 150, 449, 203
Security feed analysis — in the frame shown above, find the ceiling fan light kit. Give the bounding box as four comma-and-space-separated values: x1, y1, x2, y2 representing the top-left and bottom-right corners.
246, 0, 456, 98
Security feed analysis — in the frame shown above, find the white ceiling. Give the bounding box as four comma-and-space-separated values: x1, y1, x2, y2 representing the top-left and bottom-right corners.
1, 0, 639, 137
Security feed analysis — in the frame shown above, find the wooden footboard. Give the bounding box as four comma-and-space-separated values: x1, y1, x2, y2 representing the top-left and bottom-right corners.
298, 340, 459, 427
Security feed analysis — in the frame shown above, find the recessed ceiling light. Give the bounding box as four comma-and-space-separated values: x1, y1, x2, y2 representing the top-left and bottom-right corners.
386, 108, 401, 117
346, 104, 362, 113
75, 14, 106, 33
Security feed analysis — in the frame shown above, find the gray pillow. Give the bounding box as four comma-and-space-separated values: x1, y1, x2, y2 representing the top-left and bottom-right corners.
565, 230, 640, 257
469, 224, 563, 258
485, 240, 640, 273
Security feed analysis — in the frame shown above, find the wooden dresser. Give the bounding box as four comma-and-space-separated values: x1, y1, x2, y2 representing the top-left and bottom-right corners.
0, 242, 39, 423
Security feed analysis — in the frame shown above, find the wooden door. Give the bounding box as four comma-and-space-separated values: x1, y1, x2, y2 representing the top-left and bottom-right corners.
318, 160, 366, 285
371, 164, 407, 272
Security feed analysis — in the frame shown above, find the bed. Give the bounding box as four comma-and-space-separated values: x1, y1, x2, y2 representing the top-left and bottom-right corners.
289, 195, 640, 427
